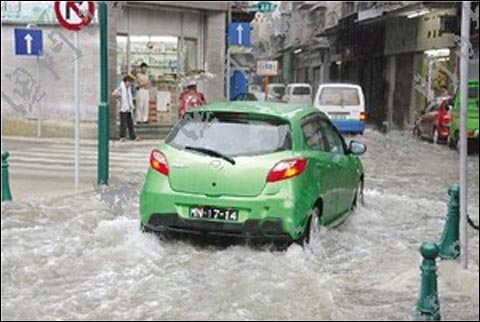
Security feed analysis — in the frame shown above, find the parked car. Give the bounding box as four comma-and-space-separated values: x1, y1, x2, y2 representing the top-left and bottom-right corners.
232, 92, 260, 101
449, 80, 479, 151
248, 84, 262, 93
266, 83, 285, 102
283, 84, 313, 105
140, 102, 366, 247
414, 97, 453, 144
314, 84, 367, 135
232, 92, 268, 102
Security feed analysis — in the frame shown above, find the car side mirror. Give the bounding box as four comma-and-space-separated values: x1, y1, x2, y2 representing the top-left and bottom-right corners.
349, 141, 367, 156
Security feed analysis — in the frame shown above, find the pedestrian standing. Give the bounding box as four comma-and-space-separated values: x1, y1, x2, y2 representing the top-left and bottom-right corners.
113, 75, 138, 141
179, 80, 207, 117
136, 62, 151, 124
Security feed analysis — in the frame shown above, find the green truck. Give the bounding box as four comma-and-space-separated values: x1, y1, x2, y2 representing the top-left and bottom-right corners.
449, 80, 479, 152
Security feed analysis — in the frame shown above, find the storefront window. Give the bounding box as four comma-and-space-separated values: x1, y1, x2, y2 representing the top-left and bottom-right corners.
116, 35, 128, 83
130, 35, 178, 81
183, 38, 198, 75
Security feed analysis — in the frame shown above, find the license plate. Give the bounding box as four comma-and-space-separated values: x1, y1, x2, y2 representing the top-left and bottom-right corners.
190, 207, 239, 222
331, 114, 349, 120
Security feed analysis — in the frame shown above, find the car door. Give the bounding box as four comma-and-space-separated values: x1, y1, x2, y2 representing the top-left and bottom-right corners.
420, 102, 440, 138
300, 115, 339, 222
319, 119, 357, 217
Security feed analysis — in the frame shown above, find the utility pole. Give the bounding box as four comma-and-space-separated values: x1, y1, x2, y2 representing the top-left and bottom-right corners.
226, 1, 232, 102
459, 1, 471, 269
98, 2, 109, 185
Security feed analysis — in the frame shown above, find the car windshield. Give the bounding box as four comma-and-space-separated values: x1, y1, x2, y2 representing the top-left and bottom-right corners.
271, 86, 285, 96
292, 87, 311, 95
319, 87, 360, 105
167, 112, 292, 157
233, 93, 258, 101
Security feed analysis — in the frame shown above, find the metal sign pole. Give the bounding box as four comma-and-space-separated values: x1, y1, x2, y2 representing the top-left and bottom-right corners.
74, 31, 80, 189
226, 3, 232, 102
26, 24, 42, 138
459, 1, 471, 270
227, 47, 231, 102
37, 55, 42, 138
264, 75, 269, 101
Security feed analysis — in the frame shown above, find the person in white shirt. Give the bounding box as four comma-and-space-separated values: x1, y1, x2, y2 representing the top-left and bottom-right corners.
113, 75, 138, 141
135, 62, 151, 124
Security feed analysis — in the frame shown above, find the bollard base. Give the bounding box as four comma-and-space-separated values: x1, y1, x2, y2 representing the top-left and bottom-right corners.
414, 308, 441, 321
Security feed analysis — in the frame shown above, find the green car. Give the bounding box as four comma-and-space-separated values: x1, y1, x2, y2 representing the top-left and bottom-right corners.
449, 80, 479, 150
140, 102, 366, 246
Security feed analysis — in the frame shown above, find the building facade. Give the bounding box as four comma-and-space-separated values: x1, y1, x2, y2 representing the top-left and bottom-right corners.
1, 1, 228, 139
259, 1, 477, 131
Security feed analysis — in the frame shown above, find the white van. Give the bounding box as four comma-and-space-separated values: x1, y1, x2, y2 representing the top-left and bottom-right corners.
284, 83, 313, 105
266, 83, 285, 102
314, 84, 367, 134
248, 84, 262, 93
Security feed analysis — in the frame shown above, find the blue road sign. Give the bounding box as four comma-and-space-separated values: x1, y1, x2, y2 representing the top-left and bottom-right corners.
229, 23, 251, 46
14, 28, 43, 56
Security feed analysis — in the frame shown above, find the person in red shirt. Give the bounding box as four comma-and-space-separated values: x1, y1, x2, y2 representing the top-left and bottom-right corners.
179, 80, 206, 117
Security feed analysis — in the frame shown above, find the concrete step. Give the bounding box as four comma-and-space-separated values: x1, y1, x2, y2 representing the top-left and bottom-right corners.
133, 124, 173, 139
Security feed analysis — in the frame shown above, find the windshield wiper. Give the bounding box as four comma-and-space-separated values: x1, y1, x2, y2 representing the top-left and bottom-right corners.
185, 146, 236, 165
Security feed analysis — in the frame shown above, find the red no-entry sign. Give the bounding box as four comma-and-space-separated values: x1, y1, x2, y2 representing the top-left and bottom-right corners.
54, 1, 95, 31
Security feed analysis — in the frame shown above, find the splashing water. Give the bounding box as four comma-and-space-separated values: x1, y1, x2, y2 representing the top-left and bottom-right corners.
2, 130, 479, 320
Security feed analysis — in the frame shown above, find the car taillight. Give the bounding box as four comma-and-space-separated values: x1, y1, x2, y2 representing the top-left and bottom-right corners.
150, 149, 169, 176
360, 112, 368, 121
266, 158, 307, 183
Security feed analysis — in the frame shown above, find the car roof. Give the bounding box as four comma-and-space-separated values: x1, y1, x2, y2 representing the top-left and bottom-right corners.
318, 83, 362, 89
287, 83, 311, 87
195, 102, 323, 123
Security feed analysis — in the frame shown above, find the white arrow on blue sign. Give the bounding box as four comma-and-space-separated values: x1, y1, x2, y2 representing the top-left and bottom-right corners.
229, 23, 251, 46
14, 28, 43, 56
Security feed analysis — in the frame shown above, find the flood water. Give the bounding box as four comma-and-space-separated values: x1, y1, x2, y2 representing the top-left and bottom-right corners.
2, 130, 479, 320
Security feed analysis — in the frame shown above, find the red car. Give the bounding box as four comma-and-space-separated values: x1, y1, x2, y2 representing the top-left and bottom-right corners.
414, 97, 453, 144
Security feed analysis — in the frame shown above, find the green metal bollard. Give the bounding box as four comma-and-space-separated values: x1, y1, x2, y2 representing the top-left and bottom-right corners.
438, 184, 460, 260
1, 150, 12, 202
414, 241, 441, 321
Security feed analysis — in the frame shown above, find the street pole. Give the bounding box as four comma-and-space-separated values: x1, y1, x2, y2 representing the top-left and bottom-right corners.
427, 56, 433, 102
26, 24, 42, 138
37, 55, 42, 138
459, 1, 471, 269
74, 32, 80, 189
264, 75, 269, 101
226, 2, 232, 102
98, 2, 109, 185
227, 47, 231, 102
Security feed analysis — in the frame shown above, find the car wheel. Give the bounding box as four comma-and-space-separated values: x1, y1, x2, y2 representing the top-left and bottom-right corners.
302, 208, 321, 246
140, 223, 150, 233
353, 179, 365, 209
433, 128, 439, 145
